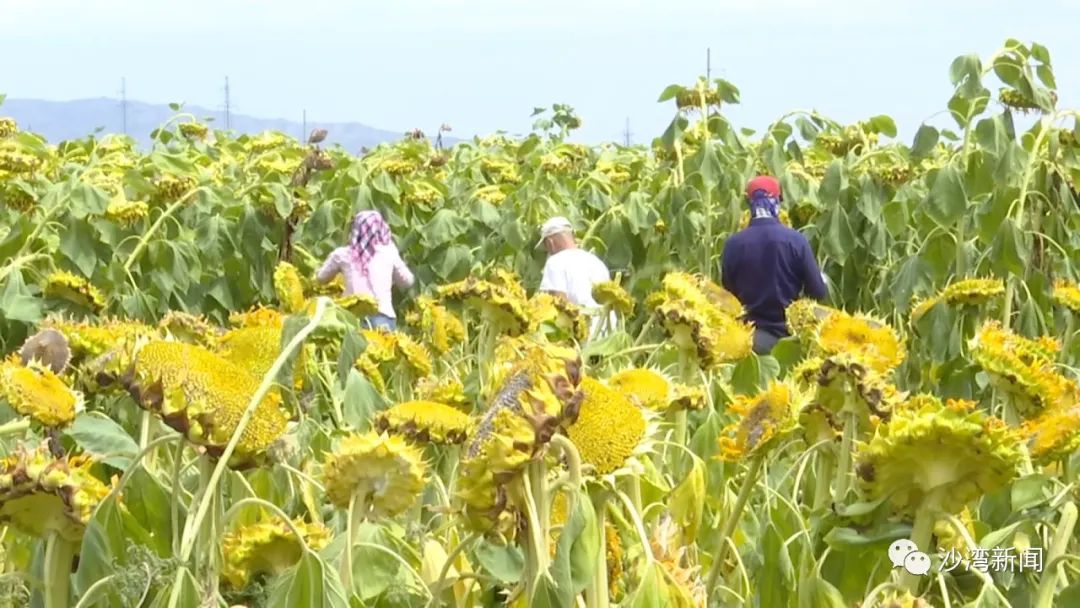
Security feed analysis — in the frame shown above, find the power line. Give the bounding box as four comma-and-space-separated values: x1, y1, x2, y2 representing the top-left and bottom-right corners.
120, 77, 128, 135
223, 77, 232, 130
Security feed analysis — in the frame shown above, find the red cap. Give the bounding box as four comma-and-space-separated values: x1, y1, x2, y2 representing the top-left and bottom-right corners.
746, 176, 781, 199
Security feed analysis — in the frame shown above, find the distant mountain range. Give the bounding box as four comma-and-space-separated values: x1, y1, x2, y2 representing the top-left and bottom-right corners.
0, 98, 460, 152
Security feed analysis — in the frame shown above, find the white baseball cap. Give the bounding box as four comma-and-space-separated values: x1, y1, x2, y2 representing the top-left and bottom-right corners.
536, 216, 573, 247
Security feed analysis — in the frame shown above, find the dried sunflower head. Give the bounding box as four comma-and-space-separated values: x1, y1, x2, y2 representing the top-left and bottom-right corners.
607, 368, 671, 412
220, 517, 331, 589
40, 317, 158, 371
814, 310, 905, 374
322, 431, 426, 517
528, 293, 589, 343
125, 341, 289, 468
42, 271, 105, 313
0, 355, 82, 427
855, 395, 1021, 516
273, 262, 306, 314
18, 328, 71, 374
374, 400, 472, 445
414, 376, 470, 412
0, 443, 111, 541
566, 377, 649, 477
1021, 404, 1080, 464
717, 381, 803, 461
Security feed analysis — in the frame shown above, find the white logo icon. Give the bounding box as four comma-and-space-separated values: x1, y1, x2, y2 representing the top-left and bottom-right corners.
904, 551, 932, 576
887, 539, 931, 576
888, 539, 918, 569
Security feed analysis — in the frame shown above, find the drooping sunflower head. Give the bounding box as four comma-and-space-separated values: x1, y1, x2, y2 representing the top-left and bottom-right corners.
322, 431, 427, 517
1021, 405, 1080, 464
159, 310, 218, 346
42, 271, 105, 313
360, 328, 398, 362
655, 301, 753, 369
855, 395, 1022, 516
0, 443, 111, 541
940, 277, 1005, 306
436, 278, 530, 336
607, 368, 671, 412
229, 305, 285, 329
717, 380, 802, 461
528, 293, 589, 343
0, 355, 82, 427
220, 517, 332, 589
411, 296, 466, 355
908, 295, 943, 325
394, 332, 434, 377
41, 317, 158, 368
785, 299, 835, 343
330, 294, 380, 319
814, 310, 905, 374
414, 376, 471, 412
104, 196, 149, 227
566, 376, 650, 477
126, 341, 290, 468
374, 400, 472, 445
970, 321, 1066, 418
592, 280, 635, 316
1051, 280, 1080, 313
273, 262, 307, 314
669, 383, 707, 412
488, 268, 528, 302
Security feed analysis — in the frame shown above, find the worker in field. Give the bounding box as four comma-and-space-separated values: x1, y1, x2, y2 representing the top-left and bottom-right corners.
721, 176, 829, 355
315, 209, 414, 331
536, 216, 616, 339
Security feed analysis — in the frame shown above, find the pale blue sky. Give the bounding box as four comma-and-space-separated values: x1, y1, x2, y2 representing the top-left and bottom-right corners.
2, 0, 1078, 144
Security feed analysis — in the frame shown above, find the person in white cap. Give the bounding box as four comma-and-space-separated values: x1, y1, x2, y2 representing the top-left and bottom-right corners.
537, 216, 614, 338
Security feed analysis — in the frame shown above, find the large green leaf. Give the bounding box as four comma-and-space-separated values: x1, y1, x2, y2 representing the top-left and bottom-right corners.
268, 550, 349, 608
925, 165, 968, 226
63, 413, 138, 469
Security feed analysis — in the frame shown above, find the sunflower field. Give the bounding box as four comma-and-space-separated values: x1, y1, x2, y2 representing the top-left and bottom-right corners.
0, 38, 1079, 608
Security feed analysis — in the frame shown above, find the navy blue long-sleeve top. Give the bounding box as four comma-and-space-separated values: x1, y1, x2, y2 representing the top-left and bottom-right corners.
720, 217, 828, 337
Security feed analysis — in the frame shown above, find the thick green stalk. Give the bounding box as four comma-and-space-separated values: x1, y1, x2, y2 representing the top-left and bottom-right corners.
832, 408, 858, 505
0, 419, 30, 438
123, 187, 206, 276
900, 490, 942, 592
1034, 502, 1078, 608
521, 461, 551, 601
342, 493, 368, 595
585, 493, 611, 608
812, 450, 836, 513
43, 532, 74, 608
705, 453, 765, 596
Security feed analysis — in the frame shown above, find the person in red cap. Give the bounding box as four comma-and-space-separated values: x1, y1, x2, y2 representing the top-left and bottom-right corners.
721, 176, 828, 354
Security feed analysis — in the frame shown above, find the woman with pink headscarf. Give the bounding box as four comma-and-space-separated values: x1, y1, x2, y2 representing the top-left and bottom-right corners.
316, 209, 414, 330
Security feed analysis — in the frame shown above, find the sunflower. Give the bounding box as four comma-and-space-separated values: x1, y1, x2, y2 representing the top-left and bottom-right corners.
229, 305, 285, 329
793, 354, 899, 432
814, 310, 905, 374
361, 328, 398, 362
607, 368, 671, 411
18, 328, 71, 374
739, 209, 791, 229
0, 117, 16, 138
548, 491, 624, 596
355, 355, 387, 394
104, 196, 149, 227
650, 515, 706, 608
330, 294, 380, 319
717, 381, 802, 461
940, 277, 1005, 306
566, 377, 648, 476
395, 332, 434, 377
41, 317, 158, 362
1052, 280, 1080, 313
855, 395, 1021, 516
125, 341, 290, 468
970, 321, 1067, 417
414, 376, 470, 412
220, 517, 332, 588
374, 400, 472, 445
592, 281, 634, 316
654, 301, 753, 368
528, 293, 589, 343
934, 506, 976, 555
322, 431, 426, 518
159, 310, 218, 346
214, 325, 305, 390
42, 271, 105, 313
785, 298, 835, 343
0, 355, 81, 427
0, 443, 111, 541
411, 296, 466, 355
1021, 405, 1080, 464
669, 383, 707, 412
437, 278, 530, 336
273, 262, 306, 314
908, 296, 943, 324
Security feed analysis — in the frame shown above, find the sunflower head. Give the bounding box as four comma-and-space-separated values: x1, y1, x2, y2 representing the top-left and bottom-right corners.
785, 299, 834, 343
42, 271, 105, 313
940, 277, 1005, 306
908, 295, 943, 325
414, 376, 471, 412
0, 443, 111, 541
126, 341, 289, 468
18, 328, 71, 374
669, 383, 707, 412
394, 332, 434, 377
229, 306, 285, 329
1051, 280, 1080, 313
330, 294, 380, 319
970, 321, 1066, 418
436, 278, 530, 336
322, 431, 427, 517
220, 517, 332, 588
159, 311, 218, 346
374, 400, 472, 445
528, 293, 588, 343
1021, 405, 1080, 464
273, 262, 306, 314
412, 296, 466, 355
717, 381, 802, 461
0, 355, 82, 427
566, 377, 649, 476
855, 395, 1022, 515
592, 281, 635, 316
655, 301, 752, 368
607, 368, 671, 412
214, 325, 306, 390
104, 196, 150, 227
814, 310, 905, 374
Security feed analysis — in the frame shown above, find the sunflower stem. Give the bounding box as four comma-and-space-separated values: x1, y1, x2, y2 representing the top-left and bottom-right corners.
585, 492, 611, 608
43, 531, 74, 608
900, 494, 941, 593
832, 407, 858, 506
0, 418, 30, 438
122, 188, 205, 277
522, 460, 551, 601
1035, 501, 1078, 608
812, 450, 836, 513
342, 491, 367, 596
705, 452, 764, 597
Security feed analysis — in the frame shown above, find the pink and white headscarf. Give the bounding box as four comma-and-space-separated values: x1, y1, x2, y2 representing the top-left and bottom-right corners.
349, 210, 391, 274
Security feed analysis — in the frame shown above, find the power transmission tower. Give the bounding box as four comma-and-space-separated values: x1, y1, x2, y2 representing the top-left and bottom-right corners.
120, 77, 128, 135
224, 77, 232, 130
302, 109, 307, 141
622, 117, 633, 146
706, 48, 711, 80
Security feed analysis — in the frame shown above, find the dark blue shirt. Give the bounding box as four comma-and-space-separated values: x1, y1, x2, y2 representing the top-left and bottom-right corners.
720, 217, 828, 337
